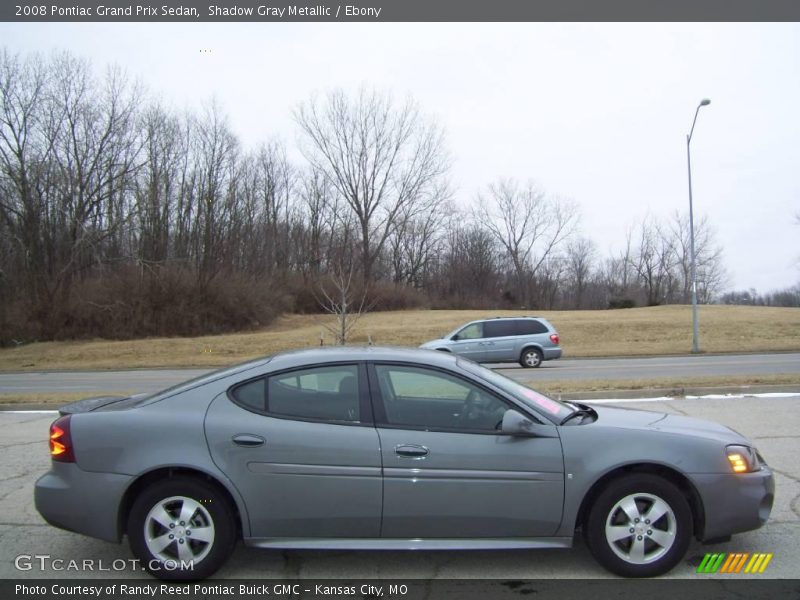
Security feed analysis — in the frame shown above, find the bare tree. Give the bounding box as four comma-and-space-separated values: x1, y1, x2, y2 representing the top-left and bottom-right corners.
318, 263, 370, 346
0, 49, 51, 307
474, 178, 578, 306
669, 211, 726, 303
295, 89, 450, 282
434, 220, 501, 307
630, 217, 678, 306
136, 103, 185, 266
389, 197, 452, 288
190, 99, 239, 286
295, 167, 342, 280
565, 236, 596, 309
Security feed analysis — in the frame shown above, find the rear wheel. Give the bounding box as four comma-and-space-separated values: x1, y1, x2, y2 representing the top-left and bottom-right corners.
519, 348, 543, 368
128, 477, 236, 580
585, 474, 692, 577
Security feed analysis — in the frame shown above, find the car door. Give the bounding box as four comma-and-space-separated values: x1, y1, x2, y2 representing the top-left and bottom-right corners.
448, 322, 487, 362
482, 320, 519, 363
205, 363, 382, 539
369, 363, 564, 538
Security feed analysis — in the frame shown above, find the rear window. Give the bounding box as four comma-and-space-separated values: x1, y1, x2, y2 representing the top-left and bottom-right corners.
516, 319, 549, 335
141, 357, 272, 405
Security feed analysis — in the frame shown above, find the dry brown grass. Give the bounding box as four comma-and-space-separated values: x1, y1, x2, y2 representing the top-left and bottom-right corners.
0, 305, 798, 372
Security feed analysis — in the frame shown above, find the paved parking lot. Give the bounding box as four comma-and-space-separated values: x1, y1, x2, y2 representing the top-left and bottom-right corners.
0, 395, 797, 580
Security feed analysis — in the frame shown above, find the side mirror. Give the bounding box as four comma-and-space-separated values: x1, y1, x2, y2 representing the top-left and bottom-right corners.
501, 409, 535, 436
451, 334, 460, 341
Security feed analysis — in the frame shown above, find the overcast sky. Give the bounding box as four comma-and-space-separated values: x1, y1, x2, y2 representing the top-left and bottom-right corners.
3, 22, 799, 292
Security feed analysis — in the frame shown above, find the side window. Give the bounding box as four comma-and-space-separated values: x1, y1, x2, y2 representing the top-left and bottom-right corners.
455, 322, 483, 340
374, 365, 510, 432
232, 378, 266, 411
484, 320, 516, 338
517, 319, 548, 335
266, 365, 360, 423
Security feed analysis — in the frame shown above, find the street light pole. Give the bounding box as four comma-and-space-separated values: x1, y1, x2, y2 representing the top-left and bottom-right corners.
686, 98, 710, 354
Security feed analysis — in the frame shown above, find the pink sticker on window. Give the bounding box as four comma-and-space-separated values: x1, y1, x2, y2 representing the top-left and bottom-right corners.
522, 388, 562, 415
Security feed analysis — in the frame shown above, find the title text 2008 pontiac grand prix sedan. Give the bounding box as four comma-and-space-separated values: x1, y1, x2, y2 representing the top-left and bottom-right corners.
35, 347, 774, 579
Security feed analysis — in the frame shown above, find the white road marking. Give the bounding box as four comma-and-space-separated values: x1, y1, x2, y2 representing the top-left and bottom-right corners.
585, 391, 800, 404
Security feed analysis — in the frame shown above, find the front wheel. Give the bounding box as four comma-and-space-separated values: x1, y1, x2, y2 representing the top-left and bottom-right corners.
519, 348, 543, 368
127, 477, 237, 580
585, 474, 693, 577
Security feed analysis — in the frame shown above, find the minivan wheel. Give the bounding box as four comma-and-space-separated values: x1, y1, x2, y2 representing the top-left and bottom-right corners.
585, 474, 692, 577
128, 477, 236, 580
519, 348, 543, 368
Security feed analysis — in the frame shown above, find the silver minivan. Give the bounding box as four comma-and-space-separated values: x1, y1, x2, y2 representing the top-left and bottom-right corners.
420, 317, 562, 367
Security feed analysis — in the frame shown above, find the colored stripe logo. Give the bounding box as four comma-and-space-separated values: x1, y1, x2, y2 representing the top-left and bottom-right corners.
697, 552, 773, 574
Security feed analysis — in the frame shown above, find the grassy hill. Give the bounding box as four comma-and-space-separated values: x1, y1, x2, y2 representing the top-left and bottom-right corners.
1, 305, 798, 372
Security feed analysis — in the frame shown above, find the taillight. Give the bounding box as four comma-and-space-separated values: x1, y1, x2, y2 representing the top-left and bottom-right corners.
550, 333, 560, 344
49, 415, 75, 462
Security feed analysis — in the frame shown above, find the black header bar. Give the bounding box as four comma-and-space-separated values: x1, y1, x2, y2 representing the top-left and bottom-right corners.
4, 0, 800, 22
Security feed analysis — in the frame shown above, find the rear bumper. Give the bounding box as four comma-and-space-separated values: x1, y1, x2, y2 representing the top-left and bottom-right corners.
691, 467, 775, 541
543, 348, 562, 361
35, 462, 132, 543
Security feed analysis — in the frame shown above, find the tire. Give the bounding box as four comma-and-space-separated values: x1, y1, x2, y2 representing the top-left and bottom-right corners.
584, 474, 693, 578
127, 477, 237, 581
519, 347, 543, 368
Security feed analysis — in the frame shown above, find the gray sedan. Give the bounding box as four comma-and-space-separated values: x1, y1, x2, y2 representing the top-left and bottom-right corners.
35, 347, 774, 580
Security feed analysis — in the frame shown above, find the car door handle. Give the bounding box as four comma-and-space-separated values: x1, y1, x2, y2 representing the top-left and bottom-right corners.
395, 444, 429, 458
232, 434, 265, 447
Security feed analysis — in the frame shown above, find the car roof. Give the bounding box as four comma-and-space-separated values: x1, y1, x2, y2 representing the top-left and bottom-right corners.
467, 316, 544, 324
268, 345, 459, 369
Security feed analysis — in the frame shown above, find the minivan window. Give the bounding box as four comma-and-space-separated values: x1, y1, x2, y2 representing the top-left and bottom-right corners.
517, 319, 548, 335
454, 322, 482, 340
484, 320, 517, 338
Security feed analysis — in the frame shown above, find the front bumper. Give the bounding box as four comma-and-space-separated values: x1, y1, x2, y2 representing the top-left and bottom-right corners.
35, 462, 133, 543
691, 466, 775, 541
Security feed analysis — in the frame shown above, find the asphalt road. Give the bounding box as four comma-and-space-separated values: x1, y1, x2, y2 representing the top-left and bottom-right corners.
1, 353, 798, 396
1, 395, 797, 580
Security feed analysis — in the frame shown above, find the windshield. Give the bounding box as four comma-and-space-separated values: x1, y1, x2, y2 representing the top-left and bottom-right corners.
458, 358, 573, 421
443, 324, 465, 339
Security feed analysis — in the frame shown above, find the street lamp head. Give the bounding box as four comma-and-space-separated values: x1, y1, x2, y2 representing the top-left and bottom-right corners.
699, 98, 711, 106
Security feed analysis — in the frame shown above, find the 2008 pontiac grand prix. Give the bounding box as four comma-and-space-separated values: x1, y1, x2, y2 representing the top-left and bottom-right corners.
35, 347, 774, 579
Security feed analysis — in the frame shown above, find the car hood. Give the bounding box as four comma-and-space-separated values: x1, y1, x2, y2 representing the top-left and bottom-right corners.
591, 404, 749, 445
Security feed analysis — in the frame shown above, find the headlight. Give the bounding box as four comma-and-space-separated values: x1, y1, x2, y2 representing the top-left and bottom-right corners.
726, 445, 761, 473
